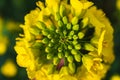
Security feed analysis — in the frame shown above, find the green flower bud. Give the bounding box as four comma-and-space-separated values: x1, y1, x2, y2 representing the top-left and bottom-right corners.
72, 40, 78, 45
73, 35, 78, 40
68, 63, 76, 74
47, 53, 53, 60
69, 31, 74, 36
65, 51, 69, 57
55, 12, 61, 21
48, 42, 54, 47
51, 39, 56, 43
67, 55, 74, 63
29, 27, 40, 35
82, 17, 89, 28
71, 49, 78, 55
74, 44, 81, 50
53, 57, 60, 65
68, 35, 72, 39
84, 43, 95, 51
47, 34, 52, 39
55, 28, 60, 33
72, 24, 79, 31
74, 53, 81, 62
42, 38, 49, 44
45, 46, 51, 53
42, 29, 49, 36
58, 52, 64, 58
66, 23, 72, 30
60, 4, 66, 17
58, 47, 62, 52
62, 16, 68, 24
36, 21, 46, 30
49, 24, 56, 31
63, 30, 67, 35
32, 42, 43, 48
58, 20, 63, 27
72, 17, 78, 25
68, 45, 73, 50
78, 32, 85, 39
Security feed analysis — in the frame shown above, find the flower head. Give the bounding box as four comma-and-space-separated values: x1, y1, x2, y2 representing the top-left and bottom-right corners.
14, 0, 114, 80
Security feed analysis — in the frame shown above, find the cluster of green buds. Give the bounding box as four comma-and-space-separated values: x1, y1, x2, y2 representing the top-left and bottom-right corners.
31, 6, 95, 74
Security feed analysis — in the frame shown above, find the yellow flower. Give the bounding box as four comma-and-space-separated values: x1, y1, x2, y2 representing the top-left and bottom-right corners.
1, 59, 17, 77
14, 0, 114, 80
82, 54, 103, 73
110, 75, 120, 80
117, 0, 120, 10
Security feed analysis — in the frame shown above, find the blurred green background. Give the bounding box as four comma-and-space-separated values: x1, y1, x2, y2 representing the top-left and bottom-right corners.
0, 0, 120, 80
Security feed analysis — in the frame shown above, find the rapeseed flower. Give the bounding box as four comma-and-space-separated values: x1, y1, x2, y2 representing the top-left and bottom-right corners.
14, 0, 114, 80
117, 0, 120, 10
110, 74, 120, 80
1, 59, 17, 77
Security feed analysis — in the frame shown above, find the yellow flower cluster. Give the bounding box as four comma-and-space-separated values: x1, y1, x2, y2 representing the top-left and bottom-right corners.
14, 0, 114, 80
1, 59, 17, 77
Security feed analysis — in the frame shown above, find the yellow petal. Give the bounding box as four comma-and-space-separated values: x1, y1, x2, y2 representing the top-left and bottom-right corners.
82, 55, 93, 71
98, 30, 106, 55
84, 7, 105, 36
36, 1, 45, 10
70, 0, 83, 16
46, 0, 60, 13
83, 2, 93, 9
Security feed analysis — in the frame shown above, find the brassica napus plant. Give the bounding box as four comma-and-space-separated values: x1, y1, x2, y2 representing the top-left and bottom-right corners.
14, 0, 114, 80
